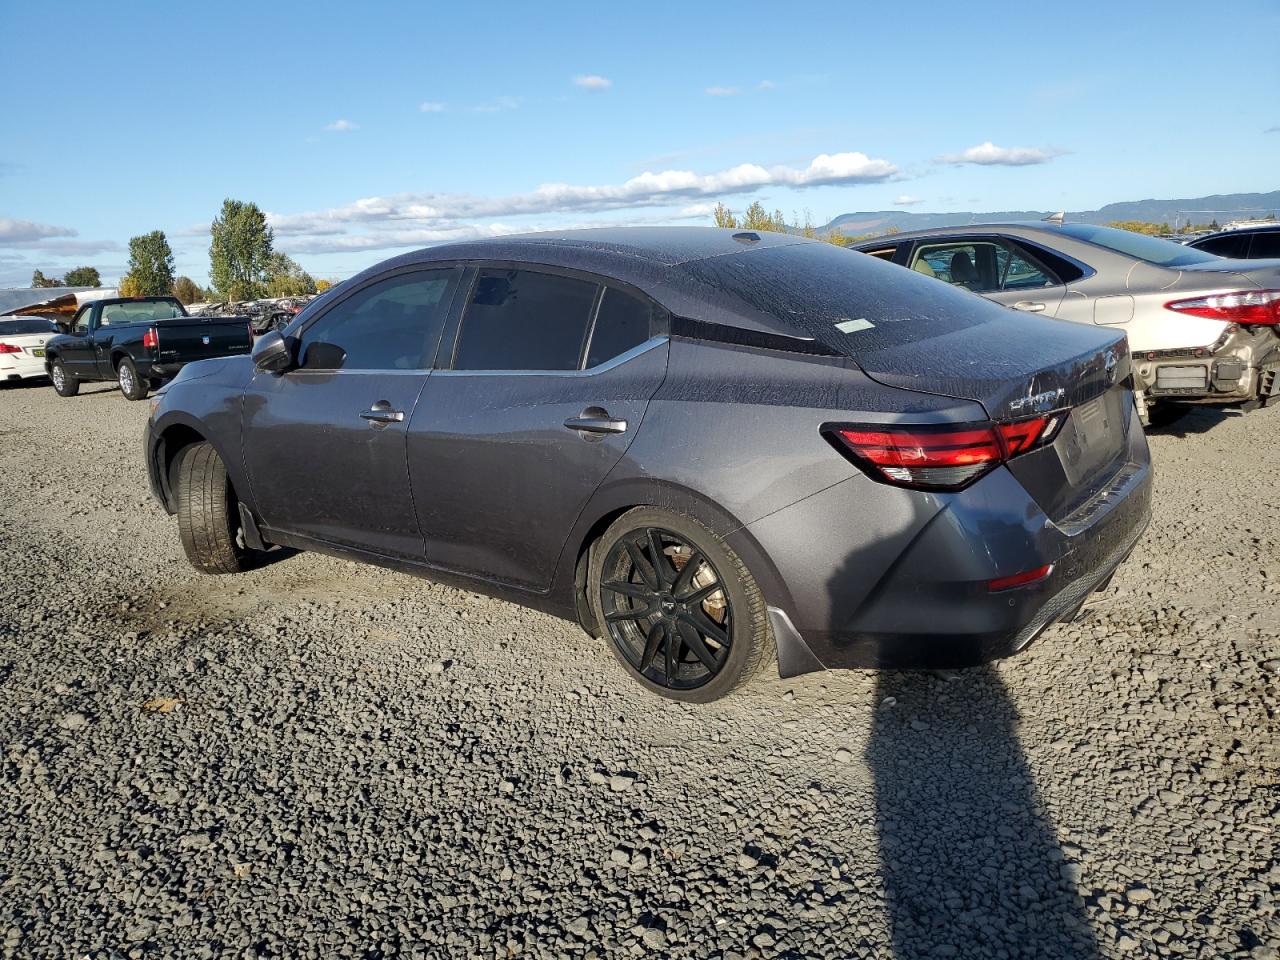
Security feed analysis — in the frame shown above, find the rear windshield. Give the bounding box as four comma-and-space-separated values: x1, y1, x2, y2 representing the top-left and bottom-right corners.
0, 317, 58, 335
99, 300, 185, 325
1056, 224, 1219, 267
678, 241, 1008, 354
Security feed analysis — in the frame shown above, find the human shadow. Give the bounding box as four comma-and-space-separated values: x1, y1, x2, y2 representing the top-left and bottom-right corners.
865, 666, 1100, 959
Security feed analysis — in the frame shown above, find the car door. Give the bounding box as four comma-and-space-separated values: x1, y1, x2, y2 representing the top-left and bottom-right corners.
61, 305, 98, 378
408, 267, 669, 591
906, 237, 1067, 316
242, 266, 463, 557
91, 302, 133, 378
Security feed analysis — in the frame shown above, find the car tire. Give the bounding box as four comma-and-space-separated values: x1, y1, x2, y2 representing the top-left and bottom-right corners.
176, 441, 248, 575
588, 506, 774, 703
117, 357, 148, 400
50, 360, 79, 397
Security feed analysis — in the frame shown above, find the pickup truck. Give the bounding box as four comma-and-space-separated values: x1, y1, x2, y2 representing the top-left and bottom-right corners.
43, 296, 253, 400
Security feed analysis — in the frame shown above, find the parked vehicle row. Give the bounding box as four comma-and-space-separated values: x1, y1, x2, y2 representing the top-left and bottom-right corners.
41, 296, 254, 400
851, 221, 1280, 423
145, 228, 1153, 703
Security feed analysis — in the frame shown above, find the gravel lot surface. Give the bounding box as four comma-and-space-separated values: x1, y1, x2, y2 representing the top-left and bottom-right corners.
1, 379, 1277, 960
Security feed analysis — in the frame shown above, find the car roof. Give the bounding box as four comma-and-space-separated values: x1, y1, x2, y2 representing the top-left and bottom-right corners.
850, 222, 1061, 246
1192, 224, 1280, 241
340, 227, 822, 336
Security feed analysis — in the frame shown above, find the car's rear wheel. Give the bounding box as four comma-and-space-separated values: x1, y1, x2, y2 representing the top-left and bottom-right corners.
117, 357, 148, 400
50, 360, 78, 397
176, 441, 248, 574
588, 507, 773, 702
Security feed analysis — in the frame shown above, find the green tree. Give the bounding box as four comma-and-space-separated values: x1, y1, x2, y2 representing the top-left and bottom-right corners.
712, 202, 738, 229
265, 251, 317, 298
209, 198, 274, 301
172, 276, 201, 304
31, 269, 64, 288
1105, 220, 1164, 237
62, 266, 101, 287
122, 230, 176, 297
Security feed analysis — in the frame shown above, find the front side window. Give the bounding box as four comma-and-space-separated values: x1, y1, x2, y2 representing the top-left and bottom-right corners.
586, 288, 653, 367
453, 269, 598, 371
910, 240, 1057, 293
300, 268, 460, 370
72, 308, 90, 334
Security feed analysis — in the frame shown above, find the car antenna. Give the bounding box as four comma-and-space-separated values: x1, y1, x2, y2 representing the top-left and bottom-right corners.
732, 231, 761, 243
1042, 211, 1065, 225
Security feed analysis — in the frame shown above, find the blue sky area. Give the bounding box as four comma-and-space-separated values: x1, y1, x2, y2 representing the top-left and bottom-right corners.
2, 0, 1278, 286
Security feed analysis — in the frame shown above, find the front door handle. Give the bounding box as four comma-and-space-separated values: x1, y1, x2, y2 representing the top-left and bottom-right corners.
564, 411, 627, 435
1013, 300, 1046, 313
360, 400, 405, 425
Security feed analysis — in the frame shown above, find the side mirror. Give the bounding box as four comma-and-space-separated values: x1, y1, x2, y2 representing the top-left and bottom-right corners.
252, 330, 294, 373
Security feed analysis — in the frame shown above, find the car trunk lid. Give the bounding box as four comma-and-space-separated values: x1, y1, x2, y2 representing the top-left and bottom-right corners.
151, 317, 253, 365
853, 312, 1134, 520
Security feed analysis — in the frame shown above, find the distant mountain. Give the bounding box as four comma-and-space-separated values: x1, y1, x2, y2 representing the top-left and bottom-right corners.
822, 191, 1280, 236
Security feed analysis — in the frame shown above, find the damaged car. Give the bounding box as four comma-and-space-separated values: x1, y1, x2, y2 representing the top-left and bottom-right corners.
852, 221, 1280, 422
145, 228, 1151, 703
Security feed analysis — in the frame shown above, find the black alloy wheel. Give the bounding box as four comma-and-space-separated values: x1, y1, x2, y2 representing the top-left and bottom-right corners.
599, 526, 733, 691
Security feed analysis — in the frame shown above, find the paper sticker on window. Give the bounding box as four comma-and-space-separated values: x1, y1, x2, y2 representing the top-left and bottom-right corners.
835, 318, 874, 334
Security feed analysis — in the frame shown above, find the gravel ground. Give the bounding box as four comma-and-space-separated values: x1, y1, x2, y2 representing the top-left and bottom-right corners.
1, 379, 1277, 960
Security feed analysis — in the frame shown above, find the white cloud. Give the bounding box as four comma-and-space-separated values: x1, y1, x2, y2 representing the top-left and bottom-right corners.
705, 86, 741, 97
1266, 125, 1280, 134
572, 74, 612, 91
264, 150, 898, 255
0, 217, 76, 244
419, 101, 446, 113
757, 80, 776, 90
936, 141, 1062, 166
325, 119, 359, 132
470, 96, 521, 113
893, 195, 923, 206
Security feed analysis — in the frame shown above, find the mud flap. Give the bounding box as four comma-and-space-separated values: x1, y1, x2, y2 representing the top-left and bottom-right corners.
768, 606, 826, 678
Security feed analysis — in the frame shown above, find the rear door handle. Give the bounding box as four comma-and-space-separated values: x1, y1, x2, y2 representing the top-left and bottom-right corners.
1013, 300, 1046, 313
360, 400, 405, 425
564, 413, 627, 435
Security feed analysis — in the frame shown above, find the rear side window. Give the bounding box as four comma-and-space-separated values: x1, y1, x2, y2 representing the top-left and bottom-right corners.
1193, 233, 1250, 258
586, 288, 653, 367
300, 268, 459, 370
859, 244, 900, 261
1249, 232, 1280, 259
0, 317, 57, 335
454, 269, 598, 371
100, 301, 184, 325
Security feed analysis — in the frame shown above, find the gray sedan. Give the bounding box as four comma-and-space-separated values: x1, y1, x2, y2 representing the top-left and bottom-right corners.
853, 222, 1280, 422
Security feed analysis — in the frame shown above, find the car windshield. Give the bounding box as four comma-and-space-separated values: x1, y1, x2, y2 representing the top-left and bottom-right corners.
99, 301, 185, 325
0, 317, 57, 335
1056, 224, 1220, 267
679, 241, 1007, 355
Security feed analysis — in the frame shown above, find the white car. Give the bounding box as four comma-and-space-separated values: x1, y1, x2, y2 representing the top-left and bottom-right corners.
0, 316, 60, 384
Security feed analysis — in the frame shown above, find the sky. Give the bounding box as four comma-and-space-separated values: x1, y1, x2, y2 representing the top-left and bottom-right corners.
2, 0, 1278, 288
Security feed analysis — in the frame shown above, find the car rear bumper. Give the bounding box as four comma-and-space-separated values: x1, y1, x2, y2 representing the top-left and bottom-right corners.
1, 355, 49, 379
1135, 326, 1280, 404
746, 428, 1153, 673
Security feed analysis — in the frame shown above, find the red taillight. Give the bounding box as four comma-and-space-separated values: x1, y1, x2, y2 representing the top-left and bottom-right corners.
829, 416, 1061, 490
988, 564, 1053, 592
0, 343, 21, 354
142, 327, 158, 349
1165, 289, 1280, 326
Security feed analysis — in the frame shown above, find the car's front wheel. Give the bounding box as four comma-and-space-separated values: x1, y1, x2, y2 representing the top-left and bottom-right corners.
49, 360, 79, 397
176, 441, 249, 574
588, 507, 774, 702
116, 357, 148, 400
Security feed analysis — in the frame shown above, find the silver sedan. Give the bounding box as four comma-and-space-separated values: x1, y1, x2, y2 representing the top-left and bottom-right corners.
853, 222, 1280, 422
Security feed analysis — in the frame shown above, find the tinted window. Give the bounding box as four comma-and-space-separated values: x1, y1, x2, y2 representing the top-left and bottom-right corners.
1249, 232, 1280, 259
1056, 224, 1218, 267
586, 288, 652, 367
680, 241, 1005, 354
454, 269, 598, 371
300, 269, 459, 370
0, 317, 58, 335
1192, 233, 1250, 258
860, 244, 899, 261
